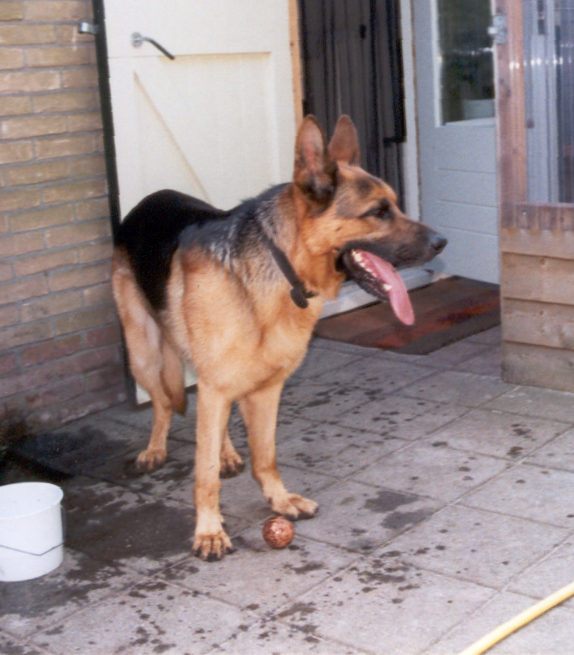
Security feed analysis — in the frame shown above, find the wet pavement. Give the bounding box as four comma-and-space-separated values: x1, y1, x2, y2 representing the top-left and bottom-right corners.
2, 327, 574, 654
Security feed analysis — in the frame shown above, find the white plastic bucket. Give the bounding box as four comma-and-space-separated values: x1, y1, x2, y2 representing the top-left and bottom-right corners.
0, 482, 64, 582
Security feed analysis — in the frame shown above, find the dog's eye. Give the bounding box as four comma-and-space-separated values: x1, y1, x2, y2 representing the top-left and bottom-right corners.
360, 199, 392, 220
375, 201, 392, 219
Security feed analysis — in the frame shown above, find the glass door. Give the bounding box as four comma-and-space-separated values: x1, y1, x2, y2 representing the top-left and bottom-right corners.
437, 0, 495, 124
413, 0, 499, 283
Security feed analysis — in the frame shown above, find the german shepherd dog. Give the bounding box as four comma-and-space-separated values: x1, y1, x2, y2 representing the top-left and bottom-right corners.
112, 115, 446, 561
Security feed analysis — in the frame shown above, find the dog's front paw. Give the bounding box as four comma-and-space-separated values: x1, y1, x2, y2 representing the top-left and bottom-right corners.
271, 494, 319, 521
193, 530, 236, 562
135, 447, 166, 473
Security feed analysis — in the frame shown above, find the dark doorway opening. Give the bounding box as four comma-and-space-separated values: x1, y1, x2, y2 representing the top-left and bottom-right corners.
298, 0, 406, 201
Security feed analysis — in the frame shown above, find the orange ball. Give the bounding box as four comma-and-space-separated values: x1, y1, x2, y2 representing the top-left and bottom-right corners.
262, 516, 295, 548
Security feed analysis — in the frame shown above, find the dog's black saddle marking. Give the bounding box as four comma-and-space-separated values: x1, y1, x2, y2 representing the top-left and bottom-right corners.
116, 186, 314, 312
115, 190, 231, 311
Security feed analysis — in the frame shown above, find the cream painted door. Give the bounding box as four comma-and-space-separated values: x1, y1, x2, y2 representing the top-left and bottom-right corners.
102, 0, 297, 215
413, 0, 499, 284
101, 0, 297, 401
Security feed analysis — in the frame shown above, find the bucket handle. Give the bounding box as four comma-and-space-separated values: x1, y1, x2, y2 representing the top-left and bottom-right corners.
0, 505, 65, 558
0, 542, 64, 557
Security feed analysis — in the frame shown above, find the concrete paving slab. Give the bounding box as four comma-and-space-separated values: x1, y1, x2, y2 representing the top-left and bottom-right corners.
398, 370, 514, 408
158, 528, 357, 613
486, 385, 574, 423
373, 505, 568, 589
292, 480, 439, 554
454, 345, 502, 377
104, 399, 196, 433
526, 426, 574, 472
466, 325, 501, 344
290, 347, 367, 381
276, 422, 410, 478
62, 478, 246, 574
508, 538, 574, 609
310, 337, 375, 357
206, 617, 367, 654
462, 462, 574, 527
426, 590, 574, 655
355, 441, 510, 502
273, 556, 494, 655
87, 441, 194, 501
279, 381, 376, 423
336, 394, 469, 440
0, 549, 143, 640
11, 417, 147, 478
91, 401, 198, 447
312, 357, 435, 395
28, 578, 248, 655
412, 340, 494, 369
0, 633, 49, 655
228, 413, 316, 447
216, 464, 337, 527
426, 408, 570, 460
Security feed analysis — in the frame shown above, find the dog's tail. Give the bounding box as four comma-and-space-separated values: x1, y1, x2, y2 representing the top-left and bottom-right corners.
112, 250, 186, 416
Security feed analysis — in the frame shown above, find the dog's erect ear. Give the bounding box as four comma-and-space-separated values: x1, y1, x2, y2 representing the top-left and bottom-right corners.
328, 115, 360, 166
293, 115, 338, 208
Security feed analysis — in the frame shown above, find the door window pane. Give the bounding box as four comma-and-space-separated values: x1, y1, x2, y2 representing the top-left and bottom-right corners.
437, 0, 495, 124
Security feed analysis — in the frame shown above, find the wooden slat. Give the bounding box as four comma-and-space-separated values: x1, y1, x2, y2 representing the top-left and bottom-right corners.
502, 298, 574, 350
500, 227, 574, 258
289, 0, 304, 127
501, 253, 574, 305
495, 0, 527, 226
507, 203, 574, 230
503, 342, 574, 393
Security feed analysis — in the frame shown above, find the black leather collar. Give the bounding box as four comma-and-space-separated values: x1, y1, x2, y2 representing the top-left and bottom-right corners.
260, 231, 317, 309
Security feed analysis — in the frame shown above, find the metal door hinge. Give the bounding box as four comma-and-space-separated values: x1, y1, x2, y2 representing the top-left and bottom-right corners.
488, 13, 507, 45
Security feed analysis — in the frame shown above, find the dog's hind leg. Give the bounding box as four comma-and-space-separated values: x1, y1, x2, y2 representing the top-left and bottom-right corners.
126, 315, 180, 472
239, 383, 319, 520
220, 428, 245, 478
193, 381, 235, 560
135, 336, 186, 472
112, 257, 183, 472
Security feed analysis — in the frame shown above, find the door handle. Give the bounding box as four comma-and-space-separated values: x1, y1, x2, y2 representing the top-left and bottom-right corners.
131, 32, 175, 60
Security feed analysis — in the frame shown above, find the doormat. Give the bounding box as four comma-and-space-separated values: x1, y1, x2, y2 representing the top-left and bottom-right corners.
314, 276, 500, 355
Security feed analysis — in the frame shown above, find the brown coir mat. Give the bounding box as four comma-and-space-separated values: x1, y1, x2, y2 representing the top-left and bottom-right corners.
314, 276, 500, 355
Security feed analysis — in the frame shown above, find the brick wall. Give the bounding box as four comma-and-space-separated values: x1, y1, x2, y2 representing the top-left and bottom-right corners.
0, 0, 126, 433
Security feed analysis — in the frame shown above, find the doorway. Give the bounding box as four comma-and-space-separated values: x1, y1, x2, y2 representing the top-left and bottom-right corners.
297, 0, 405, 202
95, 0, 299, 402
412, 0, 499, 284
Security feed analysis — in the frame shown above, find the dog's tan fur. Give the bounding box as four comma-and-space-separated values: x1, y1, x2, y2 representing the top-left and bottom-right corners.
112, 116, 441, 560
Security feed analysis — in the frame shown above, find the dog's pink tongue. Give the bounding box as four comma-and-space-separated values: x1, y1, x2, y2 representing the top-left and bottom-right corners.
358, 250, 415, 325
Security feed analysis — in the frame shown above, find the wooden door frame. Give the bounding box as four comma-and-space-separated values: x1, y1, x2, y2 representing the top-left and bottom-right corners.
289, 0, 304, 128
91, 0, 121, 238
494, 0, 526, 224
